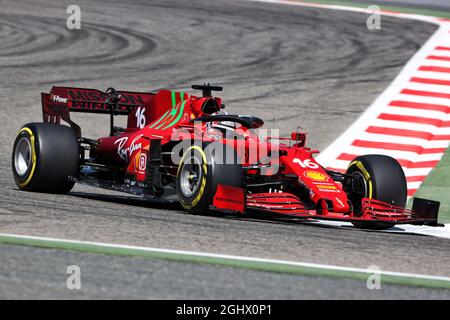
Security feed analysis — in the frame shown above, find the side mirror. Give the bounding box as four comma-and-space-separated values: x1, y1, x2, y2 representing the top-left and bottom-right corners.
291, 132, 306, 147
238, 115, 264, 129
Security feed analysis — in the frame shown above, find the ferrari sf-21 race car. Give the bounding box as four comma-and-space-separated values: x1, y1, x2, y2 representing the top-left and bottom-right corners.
12, 84, 441, 229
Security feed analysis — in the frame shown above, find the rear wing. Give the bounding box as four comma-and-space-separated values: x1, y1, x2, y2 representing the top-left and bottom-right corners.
42, 86, 155, 136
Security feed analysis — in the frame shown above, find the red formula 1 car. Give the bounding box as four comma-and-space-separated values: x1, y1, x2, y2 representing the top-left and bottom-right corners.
12, 84, 441, 229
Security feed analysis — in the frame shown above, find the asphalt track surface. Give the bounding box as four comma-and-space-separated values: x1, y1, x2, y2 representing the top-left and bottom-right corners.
0, 0, 448, 298
2, 244, 450, 299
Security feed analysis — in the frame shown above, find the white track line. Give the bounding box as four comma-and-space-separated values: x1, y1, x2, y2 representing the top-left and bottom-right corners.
1, 232, 450, 283
308, 220, 450, 240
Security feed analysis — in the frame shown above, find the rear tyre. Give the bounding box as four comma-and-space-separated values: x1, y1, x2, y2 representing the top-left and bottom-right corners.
12, 123, 79, 193
346, 154, 407, 229
176, 142, 242, 213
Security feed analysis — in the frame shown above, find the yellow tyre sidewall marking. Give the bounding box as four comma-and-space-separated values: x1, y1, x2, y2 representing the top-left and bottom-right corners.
16, 127, 37, 189
348, 160, 373, 198
177, 145, 208, 209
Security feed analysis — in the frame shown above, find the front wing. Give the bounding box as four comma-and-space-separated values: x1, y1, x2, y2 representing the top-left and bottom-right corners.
211, 185, 441, 227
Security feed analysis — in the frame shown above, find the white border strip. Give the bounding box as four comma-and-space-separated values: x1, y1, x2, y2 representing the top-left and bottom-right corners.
1, 232, 450, 282
316, 24, 450, 165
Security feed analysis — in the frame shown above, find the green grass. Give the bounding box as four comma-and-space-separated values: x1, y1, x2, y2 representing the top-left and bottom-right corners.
290, 0, 450, 19
0, 234, 450, 290
413, 148, 450, 224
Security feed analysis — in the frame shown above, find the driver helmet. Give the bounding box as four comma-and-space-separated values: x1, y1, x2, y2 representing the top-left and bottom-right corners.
208, 110, 236, 132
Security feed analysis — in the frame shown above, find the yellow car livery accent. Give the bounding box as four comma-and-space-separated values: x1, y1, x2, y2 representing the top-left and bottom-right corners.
349, 160, 373, 198
17, 127, 37, 189
177, 145, 208, 209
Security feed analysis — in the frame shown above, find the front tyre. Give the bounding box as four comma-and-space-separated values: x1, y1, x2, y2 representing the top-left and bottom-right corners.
12, 123, 79, 193
346, 154, 407, 229
176, 142, 242, 213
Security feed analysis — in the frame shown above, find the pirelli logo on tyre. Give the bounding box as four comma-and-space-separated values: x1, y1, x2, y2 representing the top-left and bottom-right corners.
303, 170, 328, 182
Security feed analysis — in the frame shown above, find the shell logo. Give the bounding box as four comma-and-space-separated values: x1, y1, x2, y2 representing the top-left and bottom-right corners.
304, 170, 328, 182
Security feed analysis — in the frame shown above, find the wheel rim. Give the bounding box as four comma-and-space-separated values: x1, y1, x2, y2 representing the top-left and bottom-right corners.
351, 171, 368, 197
179, 156, 203, 198
14, 137, 32, 177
